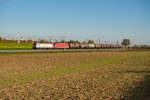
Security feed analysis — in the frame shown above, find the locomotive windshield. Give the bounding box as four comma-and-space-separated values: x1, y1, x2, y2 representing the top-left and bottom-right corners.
33, 43, 37, 49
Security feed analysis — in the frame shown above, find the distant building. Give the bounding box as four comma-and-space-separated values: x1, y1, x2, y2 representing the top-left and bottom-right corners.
20, 36, 24, 41
27, 40, 34, 44
0, 37, 3, 42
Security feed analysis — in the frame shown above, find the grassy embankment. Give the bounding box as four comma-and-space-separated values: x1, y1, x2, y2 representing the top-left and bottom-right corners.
0, 43, 32, 50
0, 51, 150, 99
0, 50, 120, 56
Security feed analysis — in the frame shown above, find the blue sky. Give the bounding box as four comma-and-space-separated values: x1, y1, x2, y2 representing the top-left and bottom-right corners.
0, 0, 150, 45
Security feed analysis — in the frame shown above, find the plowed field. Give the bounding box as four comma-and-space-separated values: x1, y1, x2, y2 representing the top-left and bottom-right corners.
0, 51, 150, 100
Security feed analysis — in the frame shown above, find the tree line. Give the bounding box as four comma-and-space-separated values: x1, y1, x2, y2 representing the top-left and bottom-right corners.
0, 37, 34, 44
0, 36, 131, 47
0, 37, 95, 44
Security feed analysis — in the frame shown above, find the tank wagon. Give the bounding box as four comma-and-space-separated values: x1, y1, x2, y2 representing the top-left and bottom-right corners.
69, 43, 80, 49
33, 42, 121, 49
80, 43, 89, 49
95, 44, 102, 49
88, 44, 95, 49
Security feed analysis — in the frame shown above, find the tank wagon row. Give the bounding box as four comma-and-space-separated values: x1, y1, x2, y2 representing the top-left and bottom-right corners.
33, 43, 121, 49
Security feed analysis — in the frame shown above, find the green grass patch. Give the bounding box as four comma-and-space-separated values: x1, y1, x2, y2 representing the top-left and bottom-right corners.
0, 43, 32, 50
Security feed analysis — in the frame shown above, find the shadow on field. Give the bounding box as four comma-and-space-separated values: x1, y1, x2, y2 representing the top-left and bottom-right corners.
117, 70, 150, 74
119, 71, 150, 100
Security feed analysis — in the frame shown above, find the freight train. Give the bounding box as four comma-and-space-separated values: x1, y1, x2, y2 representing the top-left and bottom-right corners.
33, 42, 121, 49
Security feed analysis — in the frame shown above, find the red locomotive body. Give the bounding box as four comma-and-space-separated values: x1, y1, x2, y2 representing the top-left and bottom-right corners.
54, 43, 69, 49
